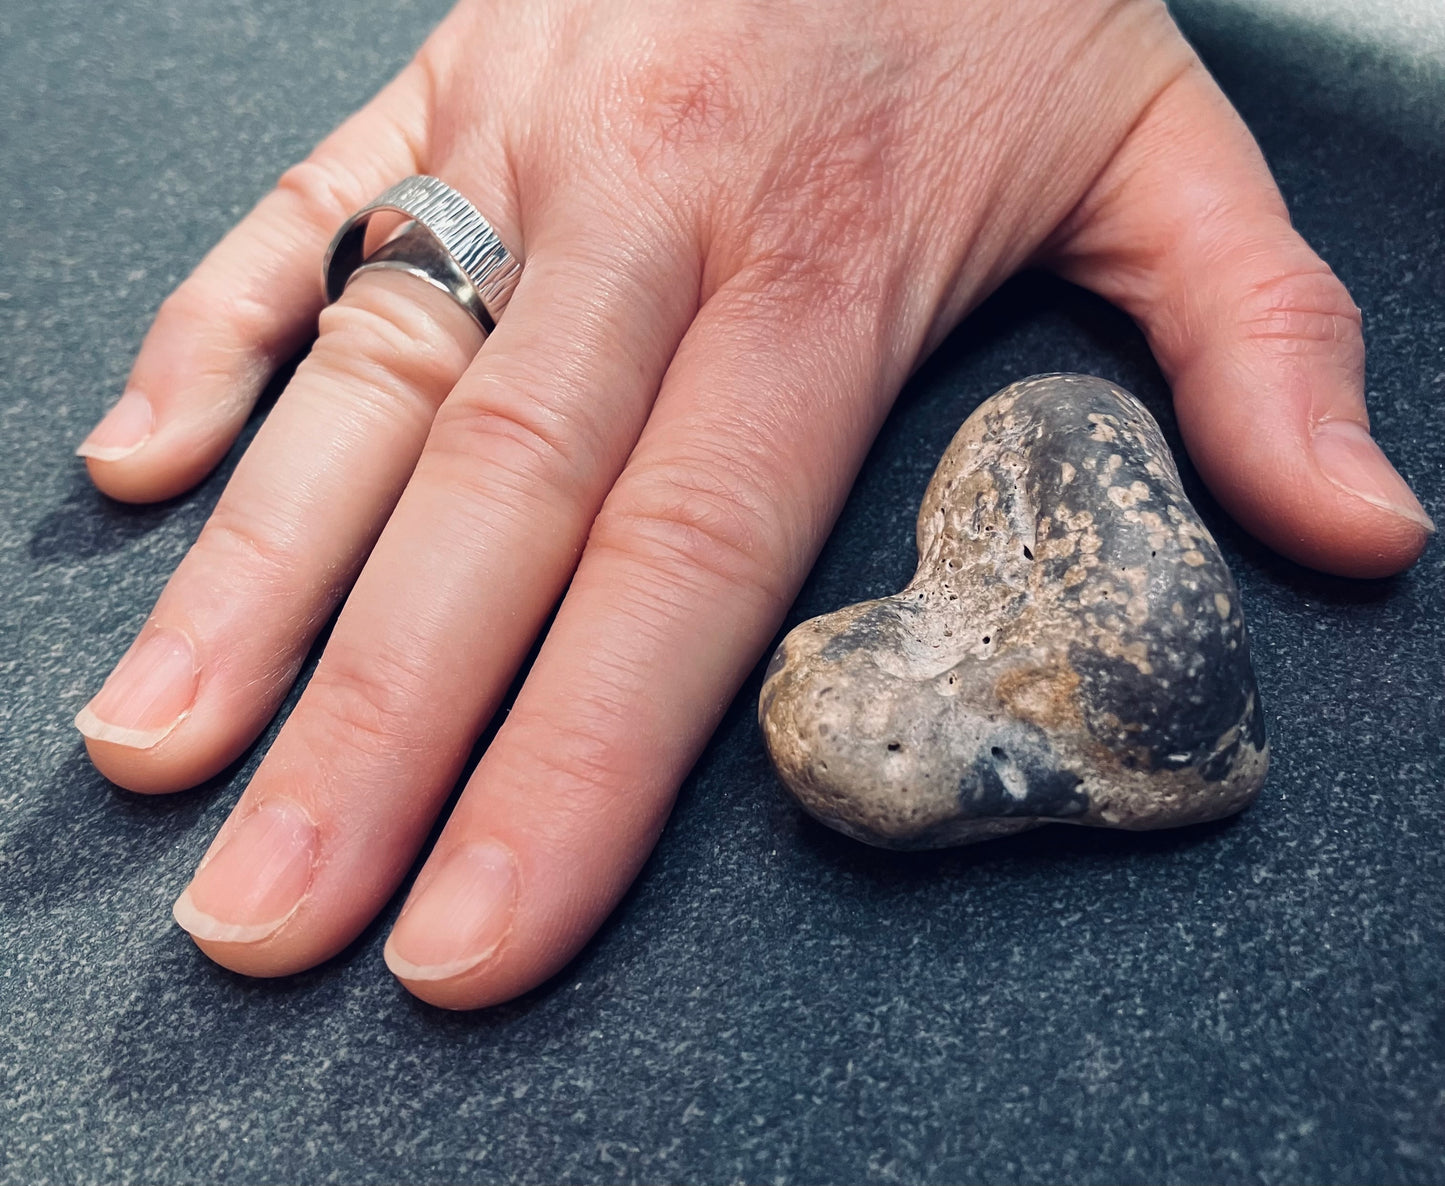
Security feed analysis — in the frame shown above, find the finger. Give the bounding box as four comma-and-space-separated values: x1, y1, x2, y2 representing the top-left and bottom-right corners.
383, 282, 893, 1009
168, 220, 699, 974
75, 61, 437, 504
75, 268, 485, 793
1046, 62, 1433, 578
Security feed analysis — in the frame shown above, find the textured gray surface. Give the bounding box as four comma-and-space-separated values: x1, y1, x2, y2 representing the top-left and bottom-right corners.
2, 1, 1443, 1184
1176, 0, 1445, 148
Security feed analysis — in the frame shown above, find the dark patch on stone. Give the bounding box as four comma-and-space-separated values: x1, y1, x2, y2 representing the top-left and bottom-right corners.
958, 728, 1088, 819
1244, 691, 1268, 751
1069, 642, 1250, 771
1200, 737, 1243, 784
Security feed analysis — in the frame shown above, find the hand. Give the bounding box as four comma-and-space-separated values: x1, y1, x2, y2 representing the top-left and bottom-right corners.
75, 0, 1431, 1009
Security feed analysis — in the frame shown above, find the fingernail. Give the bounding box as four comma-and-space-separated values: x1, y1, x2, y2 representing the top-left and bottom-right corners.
1312, 420, 1435, 533
76, 389, 153, 461
74, 626, 199, 749
172, 798, 319, 944
384, 840, 518, 982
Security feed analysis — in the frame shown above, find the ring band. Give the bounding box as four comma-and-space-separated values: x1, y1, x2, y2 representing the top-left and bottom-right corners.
322, 175, 521, 334
344, 222, 486, 325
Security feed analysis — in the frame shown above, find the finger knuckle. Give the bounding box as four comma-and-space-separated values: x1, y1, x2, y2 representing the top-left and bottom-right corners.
591, 450, 793, 606
1237, 257, 1363, 352
425, 371, 592, 502
498, 701, 675, 844
731, 235, 896, 334
275, 155, 369, 237
305, 644, 433, 759
190, 511, 340, 637
316, 279, 477, 407
198, 508, 305, 591
151, 279, 271, 361
505, 715, 625, 810
721, 116, 907, 324
153, 156, 376, 353
151, 283, 211, 342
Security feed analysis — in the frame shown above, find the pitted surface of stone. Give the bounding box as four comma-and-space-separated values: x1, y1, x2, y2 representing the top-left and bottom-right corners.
761, 375, 1268, 848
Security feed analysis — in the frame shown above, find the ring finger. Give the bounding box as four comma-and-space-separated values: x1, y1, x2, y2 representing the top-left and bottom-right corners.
76, 264, 488, 793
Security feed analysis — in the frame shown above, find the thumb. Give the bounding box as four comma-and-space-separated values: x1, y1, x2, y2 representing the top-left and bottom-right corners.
1047, 61, 1433, 579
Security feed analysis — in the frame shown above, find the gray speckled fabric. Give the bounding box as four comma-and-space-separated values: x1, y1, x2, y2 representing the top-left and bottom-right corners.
2, 2, 1442, 1183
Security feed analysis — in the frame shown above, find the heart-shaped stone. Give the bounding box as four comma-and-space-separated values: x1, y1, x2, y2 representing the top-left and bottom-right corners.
760, 374, 1267, 848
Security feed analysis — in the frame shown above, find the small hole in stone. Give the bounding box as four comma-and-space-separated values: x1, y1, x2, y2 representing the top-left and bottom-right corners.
1151, 550, 1157, 557
1022, 545, 1034, 560
948, 675, 956, 685
991, 746, 1005, 759
887, 742, 901, 752
982, 635, 991, 644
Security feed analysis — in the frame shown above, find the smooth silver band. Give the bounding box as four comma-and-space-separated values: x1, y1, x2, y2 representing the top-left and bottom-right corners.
323, 175, 521, 334
345, 222, 488, 325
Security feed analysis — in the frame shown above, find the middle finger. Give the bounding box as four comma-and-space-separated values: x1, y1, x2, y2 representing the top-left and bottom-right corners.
76, 267, 486, 793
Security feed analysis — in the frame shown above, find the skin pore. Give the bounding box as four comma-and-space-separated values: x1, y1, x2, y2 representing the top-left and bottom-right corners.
74, 0, 1430, 1009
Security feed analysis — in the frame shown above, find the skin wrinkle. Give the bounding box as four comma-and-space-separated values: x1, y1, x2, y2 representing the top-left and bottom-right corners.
590, 493, 791, 612
318, 297, 477, 386
303, 666, 444, 764
654, 299, 884, 537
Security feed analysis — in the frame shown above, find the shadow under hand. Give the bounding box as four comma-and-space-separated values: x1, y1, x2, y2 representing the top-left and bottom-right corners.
27, 347, 303, 567
28, 472, 200, 566
4, 746, 231, 918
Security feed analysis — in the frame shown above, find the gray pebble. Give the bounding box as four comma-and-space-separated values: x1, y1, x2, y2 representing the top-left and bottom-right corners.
760, 374, 1268, 848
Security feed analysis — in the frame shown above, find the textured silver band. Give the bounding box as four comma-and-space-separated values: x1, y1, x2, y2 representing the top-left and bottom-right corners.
322, 175, 521, 333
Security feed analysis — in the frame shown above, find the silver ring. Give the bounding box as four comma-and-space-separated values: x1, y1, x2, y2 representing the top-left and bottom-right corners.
322, 175, 521, 334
